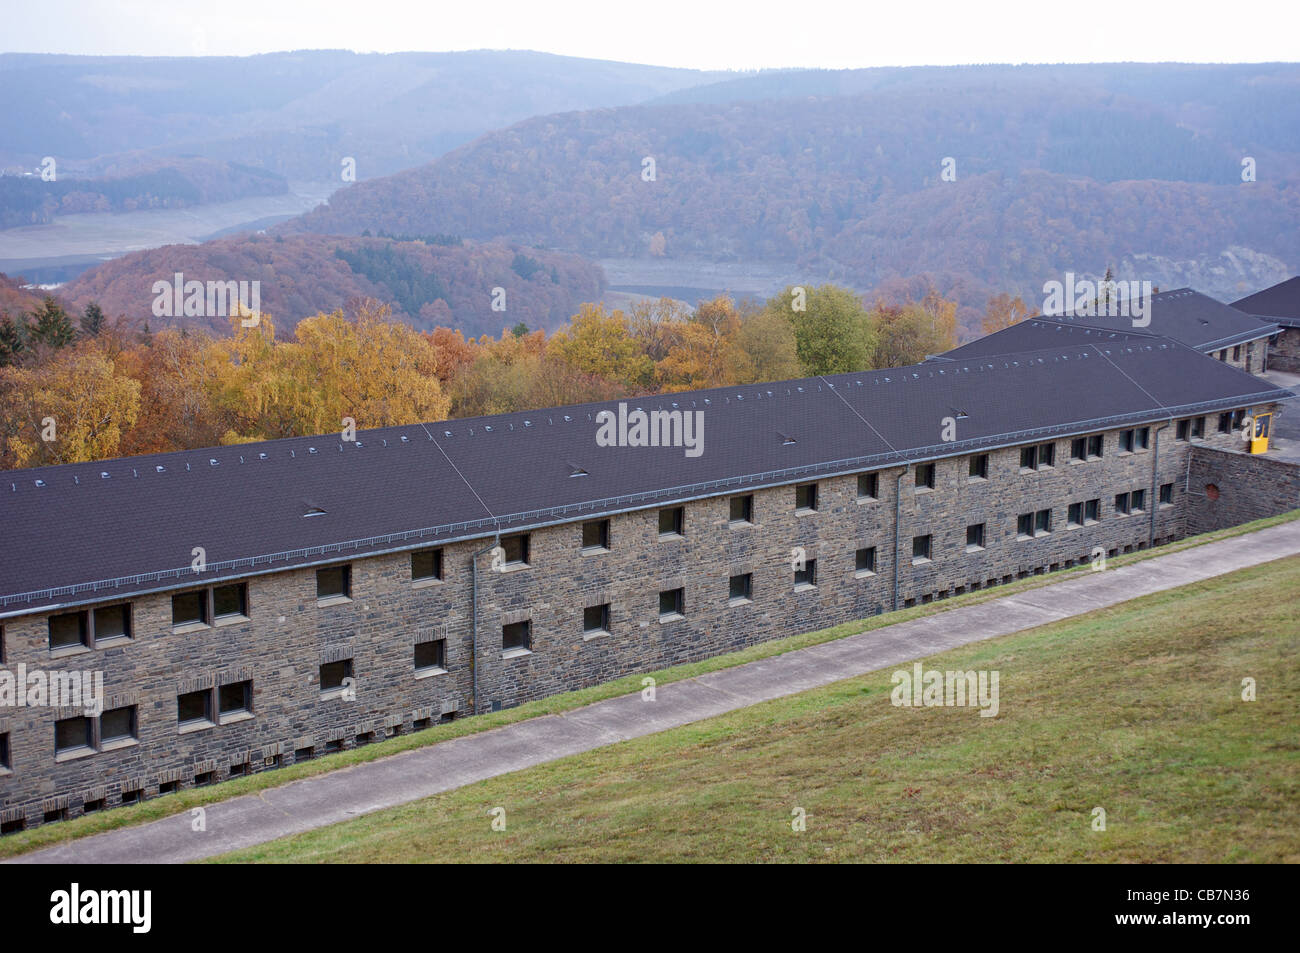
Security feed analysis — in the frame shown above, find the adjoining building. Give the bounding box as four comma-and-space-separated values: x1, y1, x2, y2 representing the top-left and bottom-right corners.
1232, 276, 1300, 373
940, 287, 1279, 373
0, 334, 1295, 833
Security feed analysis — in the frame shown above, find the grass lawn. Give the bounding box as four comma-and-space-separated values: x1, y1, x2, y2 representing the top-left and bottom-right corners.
212, 555, 1300, 863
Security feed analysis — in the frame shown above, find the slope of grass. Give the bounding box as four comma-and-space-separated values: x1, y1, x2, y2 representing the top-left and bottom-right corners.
214, 555, 1300, 863
3, 508, 1296, 859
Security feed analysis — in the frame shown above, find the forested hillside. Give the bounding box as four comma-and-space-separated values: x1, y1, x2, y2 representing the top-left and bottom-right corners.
286, 64, 1300, 327
56, 235, 606, 337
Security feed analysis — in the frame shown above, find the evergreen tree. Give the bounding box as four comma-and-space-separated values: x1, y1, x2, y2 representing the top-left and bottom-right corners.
80, 301, 105, 337
0, 313, 23, 366
27, 296, 75, 349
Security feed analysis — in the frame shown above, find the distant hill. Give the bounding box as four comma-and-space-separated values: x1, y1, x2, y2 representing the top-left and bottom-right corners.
0, 50, 727, 182
0, 157, 287, 228
58, 234, 605, 337
284, 63, 1300, 328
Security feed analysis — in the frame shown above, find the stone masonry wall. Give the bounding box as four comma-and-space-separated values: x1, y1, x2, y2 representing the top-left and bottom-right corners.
0, 406, 1283, 832
1185, 444, 1300, 536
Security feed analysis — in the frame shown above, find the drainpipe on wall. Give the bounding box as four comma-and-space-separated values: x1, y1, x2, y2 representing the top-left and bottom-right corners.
1149, 420, 1171, 548
892, 464, 911, 612
469, 535, 500, 717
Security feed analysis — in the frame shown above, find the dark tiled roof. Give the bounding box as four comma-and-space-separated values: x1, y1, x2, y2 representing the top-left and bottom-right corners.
0, 340, 1291, 614
946, 288, 1277, 358
936, 320, 1157, 361
1232, 276, 1300, 328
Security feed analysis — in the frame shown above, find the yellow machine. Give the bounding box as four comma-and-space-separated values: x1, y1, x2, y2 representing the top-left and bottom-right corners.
1248, 412, 1272, 454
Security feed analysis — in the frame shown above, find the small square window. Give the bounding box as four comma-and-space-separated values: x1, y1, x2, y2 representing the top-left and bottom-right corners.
659, 588, 684, 619
177, 689, 213, 727
1159, 482, 1174, 505
0, 732, 10, 771
1068, 502, 1083, 527
503, 620, 531, 652
1190, 416, 1205, 438
728, 573, 753, 602
55, 716, 93, 755
1115, 492, 1131, 515
316, 565, 351, 600
501, 534, 530, 566
415, 639, 446, 672
968, 454, 988, 480
1135, 427, 1150, 449
1038, 443, 1055, 467
582, 519, 610, 551
1217, 412, 1232, 434
1176, 419, 1190, 441
1087, 434, 1103, 458
172, 590, 208, 627
1085, 499, 1100, 523
213, 582, 247, 619
218, 680, 252, 719
914, 464, 935, 490
795, 483, 818, 511
583, 603, 611, 634
795, 559, 817, 588
1017, 513, 1034, 538
966, 523, 985, 550
100, 705, 137, 744
93, 604, 131, 642
49, 610, 89, 650
858, 473, 879, 499
1070, 437, 1086, 462
1232, 345, 1242, 361
1020, 446, 1038, 469
1035, 509, 1052, 535
411, 548, 443, 581
1131, 489, 1146, 513
856, 547, 876, 574
1119, 430, 1134, 452
912, 535, 932, 563
658, 507, 684, 537
319, 659, 353, 694
729, 494, 753, 524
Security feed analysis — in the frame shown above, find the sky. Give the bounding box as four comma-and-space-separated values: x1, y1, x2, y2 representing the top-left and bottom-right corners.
4, 0, 1298, 70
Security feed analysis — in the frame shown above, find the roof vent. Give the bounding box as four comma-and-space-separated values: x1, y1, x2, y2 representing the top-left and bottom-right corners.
308, 447, 318, 454
400, 435, 409, 443
567, 462, 589, 478
524, 420, 532, 427
563, 415, 572, 422
302, 502, 327, 518
155, 465, 165, 473
258, 452, 268, 460
780, 432, 796, 446
101, 472, 110, 480
444, 430, 452, 437
34, 479, 46, 487
484, 425, 493, 432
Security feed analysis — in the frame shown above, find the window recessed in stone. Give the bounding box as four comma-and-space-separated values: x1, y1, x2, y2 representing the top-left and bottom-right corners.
914, 464, 935, 490
1159, 482, 1174, 505
658, 506, 684, 537
48, 610, 89, 650
795, 482, 818, 511
968, 454, 988, 480
93, 604, 131, 642
177, 689, 213, 728
858, 472, 879, 500
218, 680, 253, 720
912, 535, 932, 563
173, 590, 209, 627
316, 565, 351, 601
729, 494, 754, 524
1085, 499, 1100, 523
1068, 502, 1083, 528
0, 732, 9, 771
411, 548, 444, 582
582, 519, 610, 551
503, 620, 532, 653
100, 705, 137, 744
213, 582, 247, 619
1131, 489, 1146, 513
415, 639, 446, 673
856, 547, 876, 575
659, 587, 685, 620
583, 603, 611, 635
794, 559, 817, 588
502, 534, 531, 566
1115, 492, 1131, 515
966, 523, 985, 551
728, 573, 753, 603
1070, 437, 1086, 462
1087, 434, 1103, 458
54, 716, 93, 756
319, 659, 353, 694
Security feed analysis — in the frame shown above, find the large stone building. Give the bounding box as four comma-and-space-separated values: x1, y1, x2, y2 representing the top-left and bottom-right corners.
1233, 276, 1300, 373
0, 331, 1295, 833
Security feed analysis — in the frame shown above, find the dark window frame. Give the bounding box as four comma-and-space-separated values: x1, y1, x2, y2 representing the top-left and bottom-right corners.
658, 587, 685, 620
729, 494, 754, 525
795, 482, 819, 511
502, 620, 532, 653
411, 548, 444, 582
414, 638, 447, 673
316, 565, 352, 601
583, 603, 611, 635
729, 573, 753, 602
968, 454, 988, 481
912, 534, 932, 563
658, 506, 685, 538
582, 519, 611, 552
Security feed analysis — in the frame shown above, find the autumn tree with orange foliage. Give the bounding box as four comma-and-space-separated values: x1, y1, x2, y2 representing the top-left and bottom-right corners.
982, 293, 1032, 335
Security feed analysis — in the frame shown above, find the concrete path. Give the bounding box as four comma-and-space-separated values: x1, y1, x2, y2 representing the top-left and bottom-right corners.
13, 519, 1300, 864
